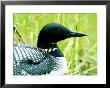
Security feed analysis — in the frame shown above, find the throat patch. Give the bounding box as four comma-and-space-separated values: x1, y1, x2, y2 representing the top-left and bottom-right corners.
48, 48, 64, 57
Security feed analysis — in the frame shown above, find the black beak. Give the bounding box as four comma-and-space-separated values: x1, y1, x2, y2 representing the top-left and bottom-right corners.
64, 31, 87, 38
67, 31, 87, 37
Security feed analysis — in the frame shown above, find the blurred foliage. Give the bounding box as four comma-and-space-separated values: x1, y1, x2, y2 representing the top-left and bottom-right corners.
14, 13, 97, 75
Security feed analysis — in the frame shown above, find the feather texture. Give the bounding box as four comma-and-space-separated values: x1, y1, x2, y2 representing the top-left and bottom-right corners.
13, 44, 66, 75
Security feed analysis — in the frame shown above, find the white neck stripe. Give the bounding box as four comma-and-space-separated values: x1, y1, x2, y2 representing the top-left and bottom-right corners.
44, 48, 58, 52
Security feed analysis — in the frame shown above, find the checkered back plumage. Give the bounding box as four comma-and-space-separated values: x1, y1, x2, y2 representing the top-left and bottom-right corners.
13, 44, 61, 75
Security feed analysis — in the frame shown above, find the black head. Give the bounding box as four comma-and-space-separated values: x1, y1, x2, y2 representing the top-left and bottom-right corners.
37, 23, 86, 49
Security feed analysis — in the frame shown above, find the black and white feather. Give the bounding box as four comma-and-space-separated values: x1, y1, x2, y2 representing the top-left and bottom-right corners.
13, 44, 67, 75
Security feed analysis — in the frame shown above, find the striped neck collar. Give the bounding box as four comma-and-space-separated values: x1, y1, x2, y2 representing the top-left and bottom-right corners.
43, 47, 64, 57
44, 48, 58, 53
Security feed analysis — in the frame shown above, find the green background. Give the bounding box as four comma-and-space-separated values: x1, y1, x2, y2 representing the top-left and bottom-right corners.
14, 13, 97, 75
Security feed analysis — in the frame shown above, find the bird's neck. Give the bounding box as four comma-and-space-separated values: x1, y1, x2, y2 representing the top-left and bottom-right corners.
48, 47, 64, 57
39, 43, 64, 57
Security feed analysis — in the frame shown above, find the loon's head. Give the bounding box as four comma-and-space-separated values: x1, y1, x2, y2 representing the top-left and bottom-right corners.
37, 23, 86, 49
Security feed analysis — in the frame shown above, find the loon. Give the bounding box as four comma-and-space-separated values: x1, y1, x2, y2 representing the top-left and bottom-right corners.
13, 23, 86, 75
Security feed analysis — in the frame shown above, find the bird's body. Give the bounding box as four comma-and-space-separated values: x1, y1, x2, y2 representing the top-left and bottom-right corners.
13, 44, 67, 75
13, 23, 86, 75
